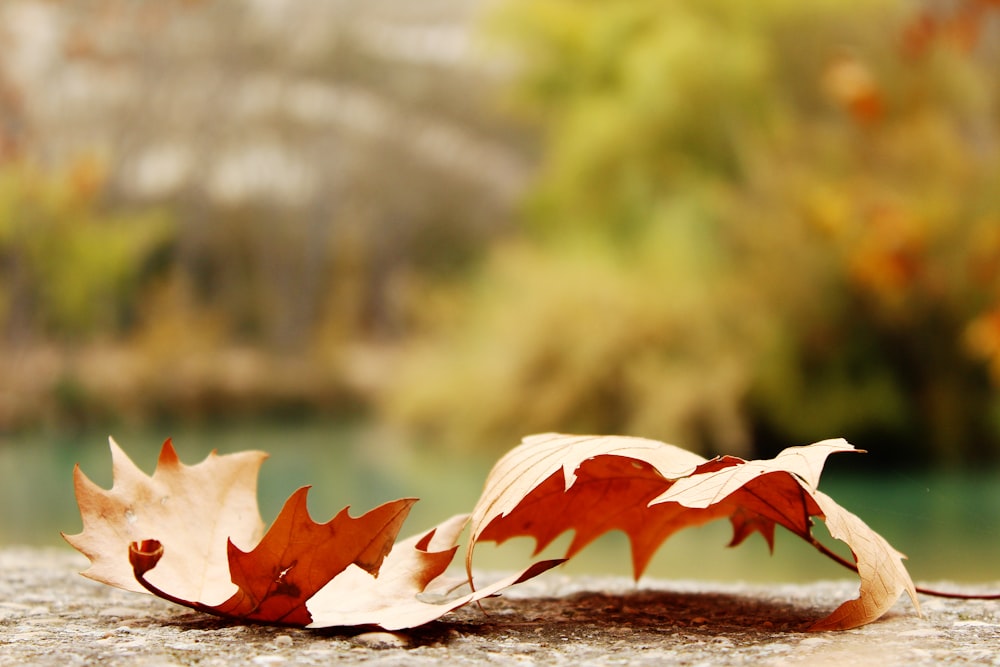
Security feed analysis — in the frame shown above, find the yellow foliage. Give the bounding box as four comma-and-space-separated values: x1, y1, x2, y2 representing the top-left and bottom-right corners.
385, 0, 1000, 462
0, 159, 173, 338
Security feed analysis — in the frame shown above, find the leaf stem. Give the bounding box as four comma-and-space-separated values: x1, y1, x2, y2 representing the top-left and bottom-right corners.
808, 535, 1000, 600
133, 567, 228, 617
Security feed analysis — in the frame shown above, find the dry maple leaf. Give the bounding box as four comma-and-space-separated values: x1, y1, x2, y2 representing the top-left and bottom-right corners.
128, 488, 418, 626
467, 433, 919, 630
207, 487, 411, 625
66, 437, 556, 629
63, 437, 267, 605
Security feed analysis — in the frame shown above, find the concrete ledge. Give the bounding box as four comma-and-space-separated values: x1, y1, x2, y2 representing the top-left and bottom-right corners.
2, 548, 998, 665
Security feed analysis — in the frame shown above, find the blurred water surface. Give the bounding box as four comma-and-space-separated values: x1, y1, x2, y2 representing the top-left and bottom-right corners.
2, 420, 998, 584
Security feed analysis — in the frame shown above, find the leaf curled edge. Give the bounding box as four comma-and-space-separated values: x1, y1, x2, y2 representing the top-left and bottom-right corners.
807, 490, 920, 631
654, 443, 919, 630
306, 513, 563, 630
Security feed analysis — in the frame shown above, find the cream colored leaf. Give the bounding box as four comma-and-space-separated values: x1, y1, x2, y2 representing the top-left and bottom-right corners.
63, 437, 267, 605
307, 513, 561, 630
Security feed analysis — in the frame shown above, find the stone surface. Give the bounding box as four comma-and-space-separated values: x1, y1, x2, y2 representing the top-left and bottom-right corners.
2, 547, 999, 665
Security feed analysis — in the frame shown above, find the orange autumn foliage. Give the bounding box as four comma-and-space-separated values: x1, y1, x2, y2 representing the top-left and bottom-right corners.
67, 434, 919, 631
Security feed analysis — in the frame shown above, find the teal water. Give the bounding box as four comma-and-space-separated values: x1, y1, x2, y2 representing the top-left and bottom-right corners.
2, 421, 998, 585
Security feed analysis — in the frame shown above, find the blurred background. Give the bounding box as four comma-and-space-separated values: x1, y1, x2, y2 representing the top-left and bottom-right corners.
1, 0, 999, 583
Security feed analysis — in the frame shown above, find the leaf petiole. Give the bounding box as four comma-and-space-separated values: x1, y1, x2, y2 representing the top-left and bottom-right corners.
806, 534, 1000, 601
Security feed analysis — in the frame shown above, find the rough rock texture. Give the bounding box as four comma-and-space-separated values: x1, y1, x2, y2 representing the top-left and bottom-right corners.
2, 548, 998, 666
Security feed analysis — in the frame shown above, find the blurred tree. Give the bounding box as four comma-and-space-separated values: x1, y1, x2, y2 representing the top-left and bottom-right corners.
0, 0, 531, 430
37, 0, 525, 350
0, 158, 173, 341
384, 0, 1000, 465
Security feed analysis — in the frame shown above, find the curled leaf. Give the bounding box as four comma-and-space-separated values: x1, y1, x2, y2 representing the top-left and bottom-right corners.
467, 433, 919, 630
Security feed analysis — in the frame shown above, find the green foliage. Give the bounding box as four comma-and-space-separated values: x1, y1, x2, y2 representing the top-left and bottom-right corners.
0, 159, 173, 339
385, 0, 1000, 463
390, 229, 749, 452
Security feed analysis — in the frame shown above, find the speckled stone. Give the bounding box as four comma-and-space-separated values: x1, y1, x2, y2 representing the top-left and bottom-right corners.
2, 548, 998, 666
